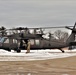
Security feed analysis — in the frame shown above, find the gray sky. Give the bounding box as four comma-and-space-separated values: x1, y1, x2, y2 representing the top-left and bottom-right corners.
0, 0, 76, 28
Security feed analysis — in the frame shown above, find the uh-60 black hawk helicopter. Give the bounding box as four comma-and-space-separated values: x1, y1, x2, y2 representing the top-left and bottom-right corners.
0, 23, 76, 53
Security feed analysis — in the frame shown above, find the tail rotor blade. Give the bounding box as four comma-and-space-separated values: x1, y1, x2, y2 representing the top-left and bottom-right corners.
73, 22, 76, 29
65, 26, 73, 30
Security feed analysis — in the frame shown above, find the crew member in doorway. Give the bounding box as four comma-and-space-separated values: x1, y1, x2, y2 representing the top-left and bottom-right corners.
26, 40, 30, 53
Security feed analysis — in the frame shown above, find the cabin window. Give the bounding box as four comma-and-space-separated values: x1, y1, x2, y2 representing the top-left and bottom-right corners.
13, 39, 17, 43
35, 39, 40, 45
4, 39, 9, 43
30, 39, 34, 45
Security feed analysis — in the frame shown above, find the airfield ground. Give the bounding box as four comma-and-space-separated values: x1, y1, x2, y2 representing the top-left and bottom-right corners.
0, 56, 76, 75
0, 50, 76, 75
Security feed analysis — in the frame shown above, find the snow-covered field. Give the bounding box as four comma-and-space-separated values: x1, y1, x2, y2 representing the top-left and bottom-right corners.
0, 49, 76, 61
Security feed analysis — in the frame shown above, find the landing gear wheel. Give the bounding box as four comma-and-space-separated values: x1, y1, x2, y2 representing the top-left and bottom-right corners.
17, 49, 21, 53
8, 49, 11, 52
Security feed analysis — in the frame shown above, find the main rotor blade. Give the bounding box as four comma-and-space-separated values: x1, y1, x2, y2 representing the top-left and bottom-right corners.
9, 26, 73, 30
0, 25, 73, 32
39, 26, 73, 29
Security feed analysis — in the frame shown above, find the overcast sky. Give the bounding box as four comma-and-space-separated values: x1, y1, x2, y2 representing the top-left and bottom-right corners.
0, 0, 76, 28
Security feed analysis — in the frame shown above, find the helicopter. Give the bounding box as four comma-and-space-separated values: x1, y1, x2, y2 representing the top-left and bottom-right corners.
0, 23, 76, 53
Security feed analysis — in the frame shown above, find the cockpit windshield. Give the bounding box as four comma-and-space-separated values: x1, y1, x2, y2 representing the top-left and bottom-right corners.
0, 37, 5, 43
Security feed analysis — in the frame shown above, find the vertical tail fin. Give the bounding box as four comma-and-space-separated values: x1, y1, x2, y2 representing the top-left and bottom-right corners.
66, 22, 76, 43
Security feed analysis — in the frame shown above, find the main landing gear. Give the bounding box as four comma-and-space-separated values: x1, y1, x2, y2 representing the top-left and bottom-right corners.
59, 48, 65, 53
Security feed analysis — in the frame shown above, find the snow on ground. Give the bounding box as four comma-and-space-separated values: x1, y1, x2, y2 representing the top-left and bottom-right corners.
0, 49, 76, 61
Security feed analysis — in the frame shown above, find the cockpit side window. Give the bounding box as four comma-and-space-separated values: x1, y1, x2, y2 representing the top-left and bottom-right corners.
0, 37, 5, 43
4, 38, 9, 43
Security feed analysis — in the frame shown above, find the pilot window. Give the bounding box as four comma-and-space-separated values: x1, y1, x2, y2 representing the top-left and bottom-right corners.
35, 39, 40, 45
4, 38, 9, 43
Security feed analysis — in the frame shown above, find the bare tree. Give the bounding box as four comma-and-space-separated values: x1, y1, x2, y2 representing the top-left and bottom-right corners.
54, 30, 69, 42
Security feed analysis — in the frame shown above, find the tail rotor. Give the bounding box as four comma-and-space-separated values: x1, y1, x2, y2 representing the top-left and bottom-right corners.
65, 22, 76, 32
